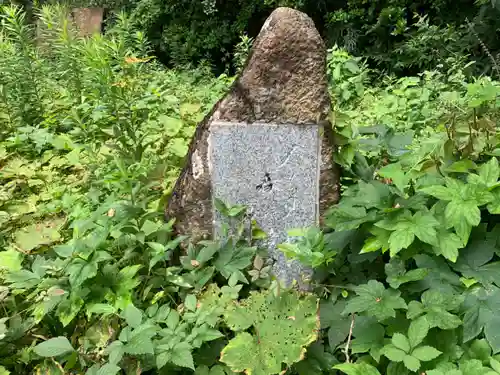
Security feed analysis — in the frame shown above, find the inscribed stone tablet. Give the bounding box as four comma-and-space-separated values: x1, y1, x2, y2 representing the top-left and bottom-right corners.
210, 121, 320, 286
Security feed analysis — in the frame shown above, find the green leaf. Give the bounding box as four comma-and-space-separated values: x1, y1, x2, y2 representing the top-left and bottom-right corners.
382, 344, 406, 361
412, 211, 439, 245
412, 346, 442, 361
123, 305, 142, 328
385, 257, 428, 288
388, 229, 415, 256
344, 280, 407, 321
0, 249, 22, 272
433, 231, 464, 262
408, 317, 429, 348
462, 285, 500, 353
96, 364, 121, 375
403, 354, 421, 371
445, 200, 480, 244
420, 185, 453, 201
159, 115, 183, 137
487, 189, 500, 214
185, 294, 197, 311
0, 366, 10, 375
392, 333, 410, 352
171, 343, 195, 370
34, 337, 74, 357
87, 304, 116, 317
378, 162, 408, 192
333, 363, 382, 375
490, 358, 500, 373
407, 290, 463, 330
478, 158, 499, 187
124, 332, 155, 355
221, 290, 318, 375
104, 341, 124, 365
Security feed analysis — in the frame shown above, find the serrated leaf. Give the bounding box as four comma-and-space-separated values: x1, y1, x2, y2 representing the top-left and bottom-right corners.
124, 332, 154, 355
333, 363, 382, 375
34, 337, 74, 357
221, 290, 318, 375
378, 162, 408, 192
171, 343, 195, 370
344, 280, 407, 321
403, 354, 421, 371
434, 231, 464, 262
185, 294, 197, 311
408, 317, 429, 348
392, 333, 410, 352
382, 344, 406, 361
87, 304, 116, 316
420, 185, 453, 201
389, 229, 415, 256
96, 364, 121, 375
412, 346, 442, 361
104, 341, 124, 365
123, 304, 142, 328
478, 158, 499, 187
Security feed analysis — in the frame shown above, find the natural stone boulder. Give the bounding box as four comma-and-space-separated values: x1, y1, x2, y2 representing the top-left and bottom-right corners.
166, 7, 340, 286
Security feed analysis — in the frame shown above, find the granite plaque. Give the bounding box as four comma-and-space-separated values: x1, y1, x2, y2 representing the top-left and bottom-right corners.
210, 121, 321, 285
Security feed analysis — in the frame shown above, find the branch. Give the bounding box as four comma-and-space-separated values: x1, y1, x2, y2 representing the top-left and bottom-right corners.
344, 314, 356, 363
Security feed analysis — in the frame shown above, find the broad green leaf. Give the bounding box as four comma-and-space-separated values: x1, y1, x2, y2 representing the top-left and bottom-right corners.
491, 358, 500, 373
171, 343, 195, 370
388, 229, 415, 256
96, 364, 121, 375
123, 304, 142, 328
185, 294, 197, 311
392, 333, 410, 352
382, 344, 406, 361
478, 158, 499, 187
124, 332, 155, 355
420, 185, 453, 201
385, 257, 428, 288
350, 316, 385, 361
433, 230, 463, 262
407, 290, 463, 330
412, 211, 439, 245
463, 286, 500, 353
403, 354, 421, 371
0, 366, 10, 375
344, 280, 407, 321
412, 346, 442, 361
408, 317, 429, 348
221, 290, 318, 375
378, 162, 408, 192
34, 337, 74, 357
0, 249, 22, 272
104, 341, 124, 365
159, 115, 183, 137
87, 304, 116, 316
14, 218, 64, 252
487, 189, 500, 214
333, 363, 382, 375
320, 300, 350, 348
445, 200, 481, 244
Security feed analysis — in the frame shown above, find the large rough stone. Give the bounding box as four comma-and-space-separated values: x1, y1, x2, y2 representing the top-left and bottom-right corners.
166, 7, 340, 286
71, 8, 104, 37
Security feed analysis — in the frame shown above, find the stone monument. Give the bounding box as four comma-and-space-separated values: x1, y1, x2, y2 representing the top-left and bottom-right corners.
166, 7, 339, 286
71, 8, 104, 37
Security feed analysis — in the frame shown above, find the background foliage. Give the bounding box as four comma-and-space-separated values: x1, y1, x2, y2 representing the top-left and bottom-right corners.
2, 1, 500, 375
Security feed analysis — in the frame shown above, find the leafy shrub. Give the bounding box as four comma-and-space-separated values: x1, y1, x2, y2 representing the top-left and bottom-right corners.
284, 49, 500, 375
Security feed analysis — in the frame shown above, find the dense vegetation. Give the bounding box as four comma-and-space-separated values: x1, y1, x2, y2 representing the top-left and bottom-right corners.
2, 2, 500, 375
104, 0, 500, 76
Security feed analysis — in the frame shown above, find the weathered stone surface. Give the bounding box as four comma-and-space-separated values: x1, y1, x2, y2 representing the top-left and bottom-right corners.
210, 122, 320, 286
71, 8, 103, 37
166, 7, 340, 285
